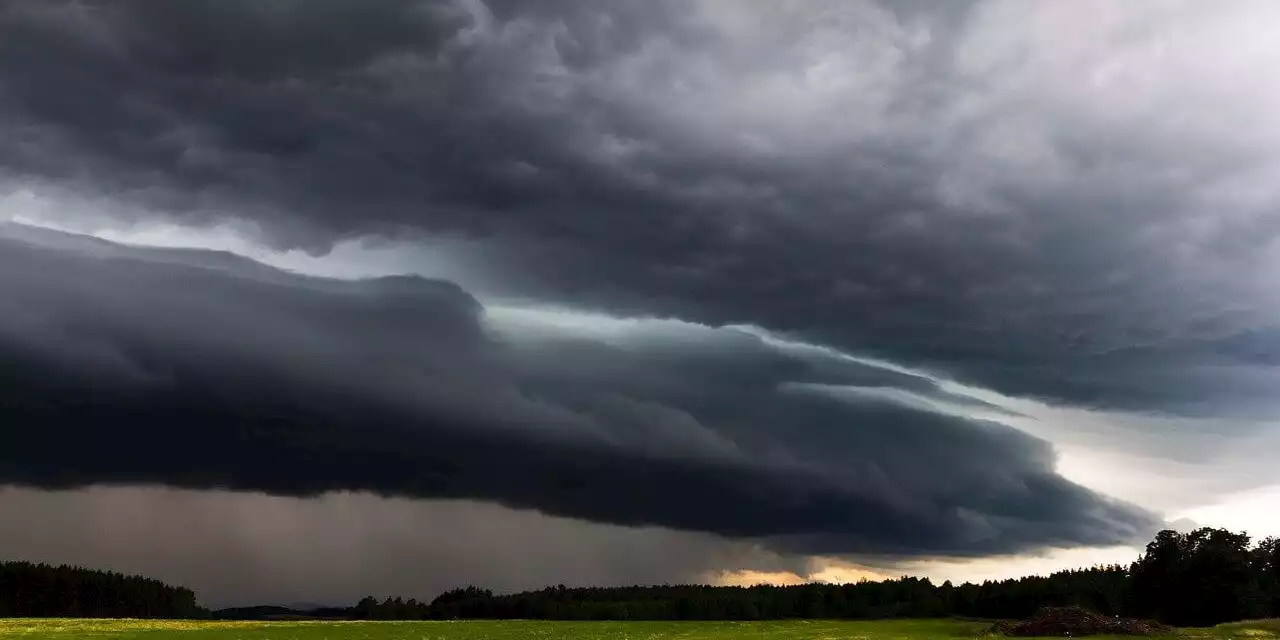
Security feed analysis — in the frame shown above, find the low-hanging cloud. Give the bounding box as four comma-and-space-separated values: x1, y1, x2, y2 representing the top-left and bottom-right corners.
0, 224, 1157, 558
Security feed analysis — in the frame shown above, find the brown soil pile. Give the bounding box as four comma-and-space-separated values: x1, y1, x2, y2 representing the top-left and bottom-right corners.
989, 606, 1173, 637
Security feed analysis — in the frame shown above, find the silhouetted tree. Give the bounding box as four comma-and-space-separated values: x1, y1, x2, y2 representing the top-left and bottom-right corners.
1254, 537, 1280, 617
0, 560, 203, 619
1132, 527, 1257, 626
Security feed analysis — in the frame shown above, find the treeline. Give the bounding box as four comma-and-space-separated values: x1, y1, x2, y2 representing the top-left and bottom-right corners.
353, 528, 1280, 627
3, 526, 1277, 625
351, 571, 1130, 622
0, 561, 204, 619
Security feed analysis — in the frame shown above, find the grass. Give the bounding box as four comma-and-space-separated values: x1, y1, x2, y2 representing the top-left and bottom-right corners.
0, 618, 1278, 640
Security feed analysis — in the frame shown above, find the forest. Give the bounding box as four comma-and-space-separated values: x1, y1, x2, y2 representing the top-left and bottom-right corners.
356, 528, 1280, 627
0, 561, 203, 619
1, 527, 1277, 626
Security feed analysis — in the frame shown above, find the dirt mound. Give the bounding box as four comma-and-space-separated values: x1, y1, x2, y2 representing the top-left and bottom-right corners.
990, 606, 1173, 637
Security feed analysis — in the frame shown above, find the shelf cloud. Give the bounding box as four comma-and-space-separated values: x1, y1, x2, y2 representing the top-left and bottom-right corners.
3, 0, 1280, 603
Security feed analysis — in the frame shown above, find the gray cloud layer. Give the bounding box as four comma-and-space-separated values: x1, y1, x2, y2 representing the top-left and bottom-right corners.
0, 225, 1156, 558
4, 0, 1280, 418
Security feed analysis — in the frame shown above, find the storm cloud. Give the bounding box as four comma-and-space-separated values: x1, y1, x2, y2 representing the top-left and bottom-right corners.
4, 1, 1280, 417
0, 224, 1155, 558
3, 0, 1280, 601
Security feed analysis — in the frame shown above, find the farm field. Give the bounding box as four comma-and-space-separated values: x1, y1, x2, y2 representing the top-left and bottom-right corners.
2, 618, 1279, 640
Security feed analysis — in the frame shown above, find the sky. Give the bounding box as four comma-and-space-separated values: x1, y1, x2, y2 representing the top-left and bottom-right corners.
2, 0, 1280, 609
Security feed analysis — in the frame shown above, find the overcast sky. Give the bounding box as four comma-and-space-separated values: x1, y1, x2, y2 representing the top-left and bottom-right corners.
2, 0, 1280, 608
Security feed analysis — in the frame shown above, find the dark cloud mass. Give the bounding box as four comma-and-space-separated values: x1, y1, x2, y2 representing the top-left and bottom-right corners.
0, 225, 1156, 557
4, 0, 1280, 595
4, 0, 1280, 417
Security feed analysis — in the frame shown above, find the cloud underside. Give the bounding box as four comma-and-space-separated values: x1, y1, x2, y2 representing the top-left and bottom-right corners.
0, 226, 1155, 558
3, 0, 1280, 417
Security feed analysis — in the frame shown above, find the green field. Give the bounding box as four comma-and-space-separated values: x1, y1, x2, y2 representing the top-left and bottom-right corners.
1, 618, 1278, 640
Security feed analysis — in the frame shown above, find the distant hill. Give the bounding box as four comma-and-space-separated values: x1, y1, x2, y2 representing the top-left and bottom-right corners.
281, 602, 335, 613
212, 604, 352, 620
